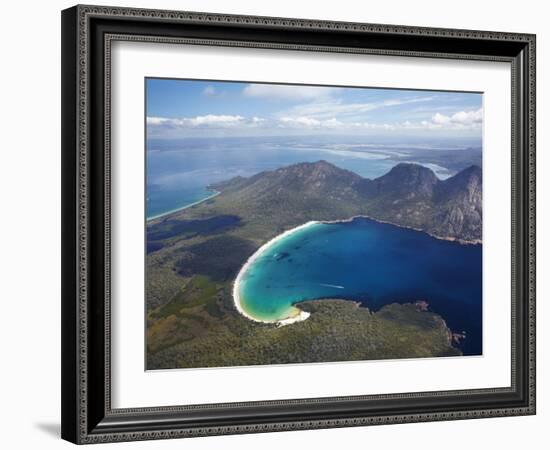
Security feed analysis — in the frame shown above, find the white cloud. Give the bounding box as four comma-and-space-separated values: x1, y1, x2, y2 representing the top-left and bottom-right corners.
202, 85, 216, 96
147, 107, 483, 137
323, 118, 345, 128
278, 116, 322, 128
432, 108, 483, 127
432, 113, 451, 125
188, 114, 244, 126
276, 107, 482, 132
243, 84, 337, 101
146, 116, 169, 126
451, 109, 483, 124
280, 96, 435, 120
147, 114, 244, 129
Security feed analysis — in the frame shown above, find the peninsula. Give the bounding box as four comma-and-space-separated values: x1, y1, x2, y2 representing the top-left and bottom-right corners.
146, 161, 482, 369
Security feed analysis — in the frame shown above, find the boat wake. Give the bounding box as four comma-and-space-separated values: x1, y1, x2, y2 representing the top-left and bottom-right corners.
319, 283, 345, 289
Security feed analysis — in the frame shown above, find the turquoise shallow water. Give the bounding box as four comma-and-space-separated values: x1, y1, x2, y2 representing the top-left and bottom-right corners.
237, 217, 482, 356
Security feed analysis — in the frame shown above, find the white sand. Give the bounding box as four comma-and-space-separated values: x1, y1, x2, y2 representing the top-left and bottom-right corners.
232, 221, 319, 326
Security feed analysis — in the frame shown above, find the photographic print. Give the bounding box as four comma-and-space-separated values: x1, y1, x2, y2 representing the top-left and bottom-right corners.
145, 79, 483, 370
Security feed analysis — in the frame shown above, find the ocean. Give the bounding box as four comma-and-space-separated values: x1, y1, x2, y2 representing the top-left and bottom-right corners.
146, 136, 479, 219
238, 218, 482, 356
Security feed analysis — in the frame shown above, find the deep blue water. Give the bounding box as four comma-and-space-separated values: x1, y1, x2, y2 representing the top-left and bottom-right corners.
146, 137, 475, 219
239, 218, 482, 356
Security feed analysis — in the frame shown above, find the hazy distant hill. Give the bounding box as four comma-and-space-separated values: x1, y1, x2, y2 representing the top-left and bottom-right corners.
211, 160, 482, 242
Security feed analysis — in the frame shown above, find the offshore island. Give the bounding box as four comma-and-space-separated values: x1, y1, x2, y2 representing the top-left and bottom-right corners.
146, 160, 482, 370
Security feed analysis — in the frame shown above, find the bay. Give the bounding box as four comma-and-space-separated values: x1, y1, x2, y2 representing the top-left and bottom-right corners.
238, 217, 482, 356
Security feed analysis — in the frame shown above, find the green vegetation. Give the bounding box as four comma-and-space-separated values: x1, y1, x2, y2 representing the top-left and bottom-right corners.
146, 161, 475, 369
148, 297, 459, 369
176, 235, 257, 281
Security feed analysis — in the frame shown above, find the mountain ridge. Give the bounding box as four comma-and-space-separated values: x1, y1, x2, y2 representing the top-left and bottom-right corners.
145, 160, 477, 369
210, 160, 482, 242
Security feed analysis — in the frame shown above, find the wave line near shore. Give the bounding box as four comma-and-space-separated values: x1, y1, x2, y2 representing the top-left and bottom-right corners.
147, 191, 220, 222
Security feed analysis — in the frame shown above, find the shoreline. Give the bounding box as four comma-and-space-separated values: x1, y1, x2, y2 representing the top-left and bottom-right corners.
321, 215, 482, 246
146, 190, 220, 223
232, 215, 481, 326
232, 221, 318, 326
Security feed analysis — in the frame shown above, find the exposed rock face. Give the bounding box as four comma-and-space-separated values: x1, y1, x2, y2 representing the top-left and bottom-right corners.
432, 165, 482, 241
211, 160, 482, 242
364, 163, 439, 199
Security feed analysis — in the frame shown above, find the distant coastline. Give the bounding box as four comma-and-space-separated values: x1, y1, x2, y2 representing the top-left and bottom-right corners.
146, 190, 220, 222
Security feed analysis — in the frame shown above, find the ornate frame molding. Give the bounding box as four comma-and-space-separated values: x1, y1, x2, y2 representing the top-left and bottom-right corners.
61, 4, 536, 444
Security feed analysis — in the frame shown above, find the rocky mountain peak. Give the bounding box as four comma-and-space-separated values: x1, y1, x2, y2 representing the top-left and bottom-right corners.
371, 162, 439, 198
210, 160, 482, 242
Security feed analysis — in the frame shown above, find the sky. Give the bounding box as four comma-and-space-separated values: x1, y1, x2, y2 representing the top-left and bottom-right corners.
146, 78, 483, 140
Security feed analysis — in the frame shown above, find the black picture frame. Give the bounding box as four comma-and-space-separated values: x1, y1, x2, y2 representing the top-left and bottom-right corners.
61, 4, 536, 444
